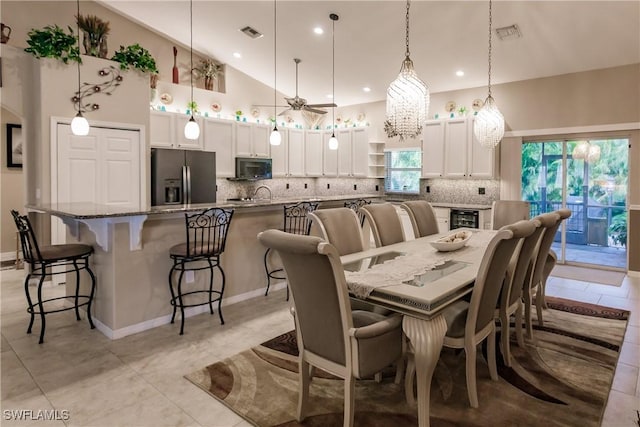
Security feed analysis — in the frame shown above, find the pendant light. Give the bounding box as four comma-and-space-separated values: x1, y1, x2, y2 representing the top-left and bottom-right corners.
71, 0, 89, 136
385, 0, 428, 141
184, 0, 200, 140
473, 0, 505, 149
328, 13, 339, 150
269, 0, 281, 146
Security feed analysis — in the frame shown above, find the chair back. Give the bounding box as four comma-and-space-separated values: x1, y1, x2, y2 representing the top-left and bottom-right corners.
491, 200, 530, 230
11, 210, 42, 264
309, 208, 364, 256
283, 201, 319, 235
360, 203, 405, 247
469, 220, 536, 335
344, 199, 371, 227
258, 229, 351, 366
530, 209, 570, 286
400, 200, 439, 237
184, 208, 234, 258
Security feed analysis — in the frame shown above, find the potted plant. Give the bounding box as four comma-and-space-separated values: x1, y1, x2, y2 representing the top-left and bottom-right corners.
76, 14, 110, 58
24, 24, 80, 64
111, 43, 159, 74
193, 58, 223, 91
187, 101, 199, 115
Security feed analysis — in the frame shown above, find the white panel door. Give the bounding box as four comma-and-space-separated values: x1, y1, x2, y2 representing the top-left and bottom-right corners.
57, 125, 100, 205
304, 131, 323, 176
287, 128, 305, 177
337, 129, 353, 177
351, 128, 369, 177
203, 118, 235, 177
422, 121, 445, 178
443, 118, 468, 178
100, 128, 140, 207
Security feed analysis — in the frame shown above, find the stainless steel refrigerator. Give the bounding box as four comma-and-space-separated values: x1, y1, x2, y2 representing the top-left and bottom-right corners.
151, 148, 216, 206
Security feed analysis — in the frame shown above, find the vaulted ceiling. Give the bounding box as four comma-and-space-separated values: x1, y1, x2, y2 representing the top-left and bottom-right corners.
100, 1, 640, 107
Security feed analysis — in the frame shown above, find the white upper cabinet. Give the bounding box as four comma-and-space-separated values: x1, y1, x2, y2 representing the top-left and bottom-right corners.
443, 118, 468, 178
467, 117, 498, 178
235, 122, 270, 158
304, 130, 323, 176
150, 111, 203, 150
323, 131, 339, 176
271, 129, 288, 177
336, 129, 352, 177
202, 118, 235, 177
271, 128, 304, 177
337, 127, 369, 177
421, 121, 445, 178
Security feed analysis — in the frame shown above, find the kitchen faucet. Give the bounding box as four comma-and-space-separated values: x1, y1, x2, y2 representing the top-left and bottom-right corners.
254, 185, 272, 201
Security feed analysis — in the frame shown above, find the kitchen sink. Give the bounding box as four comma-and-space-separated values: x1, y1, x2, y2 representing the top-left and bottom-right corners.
227, 197, 257, 202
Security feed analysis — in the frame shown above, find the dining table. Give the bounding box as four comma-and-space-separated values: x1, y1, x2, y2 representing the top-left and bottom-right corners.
341, 228, 497, 427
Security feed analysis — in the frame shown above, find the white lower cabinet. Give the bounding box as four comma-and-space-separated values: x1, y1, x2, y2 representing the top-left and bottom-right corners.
202, 118, 235, 177
434, 207, 450, 233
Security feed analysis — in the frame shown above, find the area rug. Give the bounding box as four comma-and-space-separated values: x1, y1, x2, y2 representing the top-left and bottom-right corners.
186, 297, 629, 427
550, 264, 626, 287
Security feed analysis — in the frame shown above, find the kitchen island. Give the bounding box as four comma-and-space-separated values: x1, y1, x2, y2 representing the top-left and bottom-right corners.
27, 194, 381, 339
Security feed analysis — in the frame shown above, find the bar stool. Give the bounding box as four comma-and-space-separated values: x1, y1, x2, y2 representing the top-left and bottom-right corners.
344, 199, 371, 227
263, 201, 319, 299
11, 210, 96, 344
168, 208, 234, 335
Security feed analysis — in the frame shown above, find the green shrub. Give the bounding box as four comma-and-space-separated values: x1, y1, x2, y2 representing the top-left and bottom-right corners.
609, 212, 627, 247
24, 25, 81, 64
111, 43, 158, 74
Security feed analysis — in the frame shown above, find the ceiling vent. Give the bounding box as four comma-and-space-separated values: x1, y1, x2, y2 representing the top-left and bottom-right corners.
495, 24, 522, 40
240, 26, 263, 39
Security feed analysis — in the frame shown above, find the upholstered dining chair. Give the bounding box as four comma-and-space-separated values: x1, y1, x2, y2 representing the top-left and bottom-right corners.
491, 200, 530, 230
257, 229, 404, 427
495, 218, 544, 367
405, 220, 535, 408
540, 209, 572, 308
360, 203, 405, 247
400, 200, 439, 238
344, 199, 371, 227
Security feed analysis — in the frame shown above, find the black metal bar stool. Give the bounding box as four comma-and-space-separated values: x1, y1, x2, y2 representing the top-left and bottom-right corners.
263, 201, 319, 299
344, 199, 372, 227
168, 207, 234, 335
11, 210, 96, 344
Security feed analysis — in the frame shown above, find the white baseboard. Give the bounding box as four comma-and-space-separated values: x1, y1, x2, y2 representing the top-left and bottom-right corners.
95, 281, 288, 340
628, 270, 640, 278
1, 251, 17, 262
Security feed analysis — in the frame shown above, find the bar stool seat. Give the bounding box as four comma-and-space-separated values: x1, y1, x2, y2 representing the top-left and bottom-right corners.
11, 210, 96, 344
169, 208, 234, 335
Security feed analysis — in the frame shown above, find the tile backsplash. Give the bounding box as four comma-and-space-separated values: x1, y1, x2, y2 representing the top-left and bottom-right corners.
421, 178, 499, 206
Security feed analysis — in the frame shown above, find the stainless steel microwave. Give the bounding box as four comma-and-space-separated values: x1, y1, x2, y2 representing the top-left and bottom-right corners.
235, 157, 272, 180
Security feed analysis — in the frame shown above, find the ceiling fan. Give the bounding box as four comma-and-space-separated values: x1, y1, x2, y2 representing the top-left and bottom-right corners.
257, 58, 337, 116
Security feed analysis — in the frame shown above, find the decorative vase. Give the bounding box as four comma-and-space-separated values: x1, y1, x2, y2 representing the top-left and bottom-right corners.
204, 76, 214, 91
99, 36, 108, 59
83, 31, 108, 58
150, 74, 158, 89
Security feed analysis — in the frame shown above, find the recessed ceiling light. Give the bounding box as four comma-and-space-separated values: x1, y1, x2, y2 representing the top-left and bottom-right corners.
313, 27, 324, 35
363, 87, 371, 92
455, 70, 464, 77
326, 94, 334, 99
233, 52, 242, 59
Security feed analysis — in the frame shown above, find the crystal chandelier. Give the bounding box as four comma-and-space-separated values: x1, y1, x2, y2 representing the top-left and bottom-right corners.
474, 0, 505, 149
385, 0, 429, 141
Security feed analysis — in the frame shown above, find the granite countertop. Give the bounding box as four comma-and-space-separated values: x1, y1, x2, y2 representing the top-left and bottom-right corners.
27, 194, 384, 219
385, 199, 492, 210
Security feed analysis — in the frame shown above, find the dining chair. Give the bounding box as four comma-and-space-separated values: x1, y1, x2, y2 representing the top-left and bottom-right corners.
405, 220, 535, 408
399, 200, 439, 238
495, 218, 544, 366
308, 208, 365, 256
257, 229, 404, 427
343, 199, 371, 227
11, 210, 97, 344
491, 200, 530, 229
168, 207, 234, 335
360, 203, 405, 247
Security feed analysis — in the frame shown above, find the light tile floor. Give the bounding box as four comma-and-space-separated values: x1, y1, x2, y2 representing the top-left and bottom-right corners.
1, 268, 638, 427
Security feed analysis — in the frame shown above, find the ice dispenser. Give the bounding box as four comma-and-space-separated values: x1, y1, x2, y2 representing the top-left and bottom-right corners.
164, 179, 182, 204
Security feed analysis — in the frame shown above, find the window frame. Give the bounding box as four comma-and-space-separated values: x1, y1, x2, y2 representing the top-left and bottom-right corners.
384, 147, 422, 195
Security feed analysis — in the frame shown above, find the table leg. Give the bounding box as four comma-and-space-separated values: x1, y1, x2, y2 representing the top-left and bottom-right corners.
403, 314, 447, 427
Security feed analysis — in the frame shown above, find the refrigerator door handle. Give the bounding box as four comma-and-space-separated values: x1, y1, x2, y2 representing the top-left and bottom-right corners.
185, 165, 192, 204
182, 165, 189, 204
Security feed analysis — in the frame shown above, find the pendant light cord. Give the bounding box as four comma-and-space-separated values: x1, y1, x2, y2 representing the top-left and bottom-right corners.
405, 0, 411, 59
487, 0, 493, 97
190, 0, 194, 116
331, 14, 335, 136
273, 0, 277, 131
76, 0, 81, 113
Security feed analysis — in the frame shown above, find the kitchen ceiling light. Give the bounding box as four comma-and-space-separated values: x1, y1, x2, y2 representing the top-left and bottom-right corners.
184, 0, 200, 140
456, 70, 464, 77
385, 0, 429, 141
363, 87, 371, 92
328, 13, 339, 151
313, 27, 323, 35
269, 0, 281, 146
71, 0, 89, 136
233, 52, 242, 59
474, 0, 505, 149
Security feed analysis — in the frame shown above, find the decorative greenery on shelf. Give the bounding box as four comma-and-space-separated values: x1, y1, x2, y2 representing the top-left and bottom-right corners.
76, 14, 110, 58
193, 58, 223, 79
235, 110, 243, 117
24, 25, 80, 64
111, 43, 158, 74
187, 101, 199, 114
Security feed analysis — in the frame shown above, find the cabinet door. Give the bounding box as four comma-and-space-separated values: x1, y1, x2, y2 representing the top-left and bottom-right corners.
287, 128, 305, 177
271, 129, 288, 177
443, 118, 468, 178
434, 207, 450, 233
337, 129, 353, 177
304, 131, 323, 176
174, 115, 203, 150
323, 131, 339, 177
252, 124, 271, 158
468, 118, 496, 178
351, 128, 369, 177
203, 118, 235, 177
235, 122, 253, 157
150, 112, 174, 148
421, 121, 445, 178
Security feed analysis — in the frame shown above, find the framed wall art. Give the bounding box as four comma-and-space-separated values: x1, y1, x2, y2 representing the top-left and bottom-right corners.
6, 123, 22, 168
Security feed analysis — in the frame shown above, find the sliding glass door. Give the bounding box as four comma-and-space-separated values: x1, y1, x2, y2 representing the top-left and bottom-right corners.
521, 138, 628, 270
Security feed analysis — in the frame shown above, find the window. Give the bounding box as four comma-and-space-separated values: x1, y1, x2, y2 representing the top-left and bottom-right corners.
384, 149, 421, 193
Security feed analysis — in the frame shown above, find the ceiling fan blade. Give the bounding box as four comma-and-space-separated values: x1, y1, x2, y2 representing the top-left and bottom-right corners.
306, 103, 337, 108
303, 107, 328, 115
253, 104, 290, 108
278, 108, 292, 116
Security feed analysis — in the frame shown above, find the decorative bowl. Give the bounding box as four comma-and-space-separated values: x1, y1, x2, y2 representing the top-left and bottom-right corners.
429, 230, 473, 252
